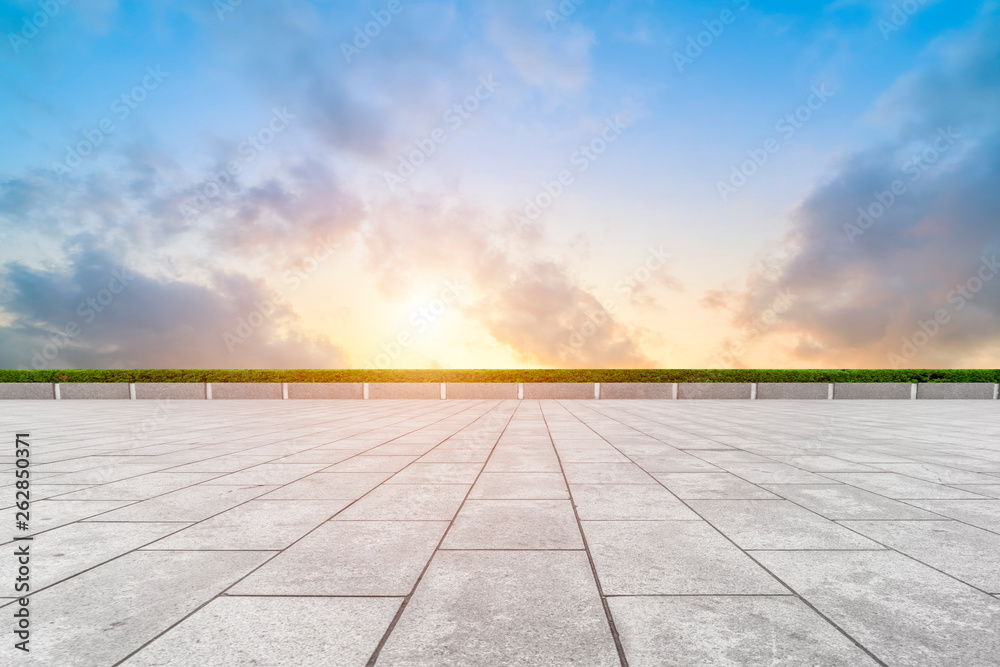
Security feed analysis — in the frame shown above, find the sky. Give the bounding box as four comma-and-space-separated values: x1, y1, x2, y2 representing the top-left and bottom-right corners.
0, 0, 997, 370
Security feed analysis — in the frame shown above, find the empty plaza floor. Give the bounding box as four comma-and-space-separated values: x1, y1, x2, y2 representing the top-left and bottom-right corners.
2, 398, 1000, 666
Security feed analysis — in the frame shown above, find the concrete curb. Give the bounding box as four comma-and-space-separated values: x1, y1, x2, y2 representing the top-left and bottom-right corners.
600, 383, 676, 399
134, 383, 210, 400
368, 382, 441, 399
3, 382, 999, 400
756, 382, 831, 400
677, 383, 753, 399
210, 383, 283, 400
833, 383, 913, 399
287, 383, 363, 399
59, 383, 131, 400
521, 383, 595, 399
916, 383, 997, 400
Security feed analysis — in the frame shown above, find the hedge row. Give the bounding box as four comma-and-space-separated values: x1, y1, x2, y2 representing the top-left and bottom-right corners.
1, 369, 998, 383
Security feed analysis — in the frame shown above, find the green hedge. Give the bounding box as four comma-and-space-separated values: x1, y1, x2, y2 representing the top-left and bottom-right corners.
1, 369, 998, 383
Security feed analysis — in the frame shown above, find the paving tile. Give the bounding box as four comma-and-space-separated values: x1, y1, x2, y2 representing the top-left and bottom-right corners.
208, 463, 329, 485
755, 550, 1000, 666
688, 499, 883, 550
869, 462, 1000, 485
842, 520, 1000, 592
722, 463, 833, 485
261, 472, 392, 500
949, 485, 1000, 499
904, 499, 1000, 533
570, 483, 699, 520
0, 500, 130, 538
121, 597, 399, 667
483, 449, 561, 472
334, 484, 469, 521
385, 462, 483, 484
21, 550, 270, 666
377, 550, 619, 666
88, 484, 278, 522
555, 447, 631, 463
230, 521, 447, 595
652, 472, 778, 499
626, 454, 722, 472
609, 596, 879, 667
142, 500, 348, 550
324, 455, 418, 472
823, 473, 989, 499
583, 521, 787, 595
769, 455, 879, 473
562, 462, 655, 484
763, 483, 941, 520
52, 472, 221, 501
468, 472, 568, 499
442, 499, 582, 549
168, 454, 278, 473
0, 522, 185, 590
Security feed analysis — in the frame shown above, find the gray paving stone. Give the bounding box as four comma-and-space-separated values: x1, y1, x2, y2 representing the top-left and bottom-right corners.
609, 596, 879, 667
52, 472, 221, 501
653, 472, 779, 499
823, 472, 988, 499
324, 455, 418, 472
442, 499, 582, 549
755, 550, 1000, 666
287, 382, 363, 399
763, 484, 942, 520
230, 521, 448, 595
142, 499, 349, 550
468, 472, 569, 499
22, 550, 270, 666
688, 499, 883, 550
629, 453, 722, 472
334, 483, 469, 520
377, 550, 619, 666
0, 500, 130, 538
483, 448, 561, 472
168, 454, 279, 473
950, 485, 1000, 499
570, 483, 699, 520
122, 597, 400, 667
261, 472, 391, 500
210, 382, 283, 399
768, 455, 878, 472
385, 462, 483, 484
0, 522, 185, 590
562, 462, 655, 484
867, 462, 1000, 484
134, 383, 206, 400
584, 521, 787, 594
722, 462, 833, 485
210, 463, 328, 485
842, 520, 1000, 592
89, 484, 278, 522
905, 499, 1000, 532
555, 446, 631, 462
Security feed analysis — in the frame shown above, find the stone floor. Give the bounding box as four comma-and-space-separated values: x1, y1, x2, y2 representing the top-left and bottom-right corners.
2, 398, 999, 666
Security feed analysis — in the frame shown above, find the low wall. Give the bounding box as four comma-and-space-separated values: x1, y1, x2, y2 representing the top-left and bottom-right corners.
3, 382, 999, 400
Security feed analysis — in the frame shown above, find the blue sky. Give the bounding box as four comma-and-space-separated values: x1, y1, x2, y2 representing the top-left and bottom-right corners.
0, 0, 997, 369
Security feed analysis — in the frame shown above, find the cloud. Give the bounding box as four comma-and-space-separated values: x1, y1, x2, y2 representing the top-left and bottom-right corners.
726, 9, 1000, 367
0, 241, 347, 369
